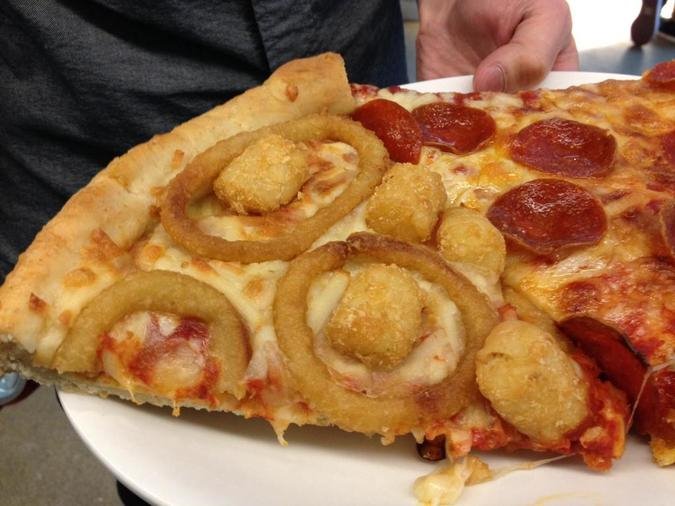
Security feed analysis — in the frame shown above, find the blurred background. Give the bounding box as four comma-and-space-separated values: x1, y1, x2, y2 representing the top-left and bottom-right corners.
2, 1, 675, 505
402, 0, 675, 81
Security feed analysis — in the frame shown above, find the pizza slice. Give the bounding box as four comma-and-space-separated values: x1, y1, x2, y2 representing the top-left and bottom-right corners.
0, 53, 672, 495
348, 63, 675, 467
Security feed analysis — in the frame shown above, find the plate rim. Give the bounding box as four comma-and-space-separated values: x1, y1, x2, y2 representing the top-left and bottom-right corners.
401, 70, 640, 93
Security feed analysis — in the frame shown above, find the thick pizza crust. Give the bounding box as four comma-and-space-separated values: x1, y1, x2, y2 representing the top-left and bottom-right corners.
0, 53, 355, 368
0, 341, 242, 415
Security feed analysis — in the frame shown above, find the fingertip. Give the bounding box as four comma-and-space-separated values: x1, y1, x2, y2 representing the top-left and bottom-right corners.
474, 64, 506, 92
476, 43, 550, 92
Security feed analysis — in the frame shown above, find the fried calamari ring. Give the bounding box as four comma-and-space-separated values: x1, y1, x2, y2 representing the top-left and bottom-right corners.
162, 115, 389, 263
52, 270, 249, 398
273, 232, 498, 436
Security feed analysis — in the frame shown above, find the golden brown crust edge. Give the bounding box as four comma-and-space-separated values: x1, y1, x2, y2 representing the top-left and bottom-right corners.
0, 341, 239, 414
0, 53, 355, 367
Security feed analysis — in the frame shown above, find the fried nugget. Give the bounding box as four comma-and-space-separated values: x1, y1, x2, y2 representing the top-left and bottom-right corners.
325, 264, 423, 370
476, 320, 589, 444
437, 207, 506, 276
365, 163, 446, 243
213, 134, 309, 214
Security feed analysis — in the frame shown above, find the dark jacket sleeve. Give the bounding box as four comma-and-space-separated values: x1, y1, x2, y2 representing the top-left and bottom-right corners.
0, 0, 405, 277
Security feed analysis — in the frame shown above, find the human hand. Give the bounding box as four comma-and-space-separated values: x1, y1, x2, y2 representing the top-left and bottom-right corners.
416, 0, 578, 92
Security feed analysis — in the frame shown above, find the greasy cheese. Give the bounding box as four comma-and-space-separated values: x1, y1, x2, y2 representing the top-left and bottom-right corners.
381, 87, 524, 115
108, 311, 178, 343
306, 270, 351, 332
152, 343, 204, 390
312, 202, 368, 247
102, 312, 205, 395
368, 83, 675, 369
531, 88, 675, 346
413, 458, 479, 506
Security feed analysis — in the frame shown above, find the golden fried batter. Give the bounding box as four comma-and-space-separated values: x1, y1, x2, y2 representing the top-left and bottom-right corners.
365, 163, 446, 243
475, 320, 589, 444
651, 437, 675, 466
437, 207, 506, 275
325, 264, 423, 370
213, 134, 309, 214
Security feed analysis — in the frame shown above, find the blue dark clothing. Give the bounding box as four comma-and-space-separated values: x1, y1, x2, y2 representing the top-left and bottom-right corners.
0, 0, 406, 277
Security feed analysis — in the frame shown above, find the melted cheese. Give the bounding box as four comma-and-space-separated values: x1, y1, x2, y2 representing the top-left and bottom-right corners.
101, 312, 206, 396
311, 202, 369, 247
413, 458, 478, 506
108, 311, 178, 344
413, 453, 573, 506
306, 270, 351, 332
447, 262, 503, 307
152, 343, 204, 391
368, 85, 675, 370
377, 88, 439, 111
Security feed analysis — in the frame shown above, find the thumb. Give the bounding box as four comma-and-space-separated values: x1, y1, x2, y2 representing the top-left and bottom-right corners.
473, 3, 576, 92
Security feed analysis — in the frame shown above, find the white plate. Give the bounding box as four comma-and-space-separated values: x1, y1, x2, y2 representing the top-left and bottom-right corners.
402, 71, 638, 94
59, 71, 672, 506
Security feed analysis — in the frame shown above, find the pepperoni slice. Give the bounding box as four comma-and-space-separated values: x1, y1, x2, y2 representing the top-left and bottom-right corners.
487, 178, 607, 256
559, 316, 646, 403
662, 130, 675, 167
560, 316, 675, 441
635, 369, 675, 440
510, 118, 616, 178
659, 200, 675, 259
412, 102, 496, 154
352, 99, 422, 164
645, 60, 675, 91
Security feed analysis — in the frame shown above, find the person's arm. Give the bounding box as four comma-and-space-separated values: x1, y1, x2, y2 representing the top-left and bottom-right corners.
416, 0, 578, 91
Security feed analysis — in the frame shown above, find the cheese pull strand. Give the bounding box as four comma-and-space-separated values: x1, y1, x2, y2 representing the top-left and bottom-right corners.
484, 454, 571, 483
414, 454, 572, 506
627, 357, 675, 430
